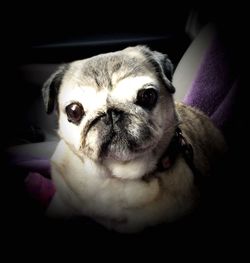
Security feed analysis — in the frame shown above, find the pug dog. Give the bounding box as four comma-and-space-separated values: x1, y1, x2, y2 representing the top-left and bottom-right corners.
42, 45, 226, 233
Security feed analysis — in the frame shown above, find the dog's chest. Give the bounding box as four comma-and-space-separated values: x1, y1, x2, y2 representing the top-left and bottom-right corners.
51, 140, 161, 213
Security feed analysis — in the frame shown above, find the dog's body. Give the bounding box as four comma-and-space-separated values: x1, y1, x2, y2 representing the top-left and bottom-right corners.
43, 46, 226, 233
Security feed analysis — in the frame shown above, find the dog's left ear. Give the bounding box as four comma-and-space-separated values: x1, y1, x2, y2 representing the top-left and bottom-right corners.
141, 47, 175, 93
42, 64, 68, 114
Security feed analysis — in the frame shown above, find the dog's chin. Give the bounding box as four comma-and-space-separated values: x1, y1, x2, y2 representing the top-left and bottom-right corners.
102, 142, 156, 162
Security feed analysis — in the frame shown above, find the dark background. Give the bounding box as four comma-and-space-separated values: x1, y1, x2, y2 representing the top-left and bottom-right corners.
1, 2, 248, 253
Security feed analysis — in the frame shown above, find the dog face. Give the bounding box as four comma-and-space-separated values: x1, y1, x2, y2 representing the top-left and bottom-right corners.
43, 45, 178, 165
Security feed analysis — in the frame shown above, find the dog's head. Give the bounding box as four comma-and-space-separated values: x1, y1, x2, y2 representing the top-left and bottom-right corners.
43, 45, 178, 165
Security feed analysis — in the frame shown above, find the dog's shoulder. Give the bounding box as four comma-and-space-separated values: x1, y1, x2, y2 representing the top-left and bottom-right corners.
175, 102, 227, 175
50, 140, 80, 177
175, 102, 211, 124
175, 102, 225, 142
51, 140, 69, 165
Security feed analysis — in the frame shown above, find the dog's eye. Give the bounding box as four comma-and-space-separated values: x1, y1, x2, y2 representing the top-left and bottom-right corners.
136, 88, 158, 110
65, 103, 84, 124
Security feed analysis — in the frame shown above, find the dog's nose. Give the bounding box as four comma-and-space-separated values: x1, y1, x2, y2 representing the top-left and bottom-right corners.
107, 108, 124, 125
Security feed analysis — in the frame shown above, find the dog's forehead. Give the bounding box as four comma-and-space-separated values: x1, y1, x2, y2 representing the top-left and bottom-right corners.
64, 47, 154, 90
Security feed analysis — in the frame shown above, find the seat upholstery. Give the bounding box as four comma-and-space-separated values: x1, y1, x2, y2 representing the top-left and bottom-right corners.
173, 23, 216, 102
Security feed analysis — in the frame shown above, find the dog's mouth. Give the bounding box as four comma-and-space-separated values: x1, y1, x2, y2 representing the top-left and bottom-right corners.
100, 134, 154, 162
83, 110, 156, 161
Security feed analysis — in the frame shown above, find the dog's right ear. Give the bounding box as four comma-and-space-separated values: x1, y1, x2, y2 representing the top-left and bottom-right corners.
42, 64, 68, 114
138, 46, 175, 94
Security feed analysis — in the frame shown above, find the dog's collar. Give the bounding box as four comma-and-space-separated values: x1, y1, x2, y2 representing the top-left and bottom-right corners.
157, 127, 193, 171
143, 127, 201, 182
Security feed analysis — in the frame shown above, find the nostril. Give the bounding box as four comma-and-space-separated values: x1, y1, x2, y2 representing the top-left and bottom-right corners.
112, 112, 119, 124
107, 108, 123, 124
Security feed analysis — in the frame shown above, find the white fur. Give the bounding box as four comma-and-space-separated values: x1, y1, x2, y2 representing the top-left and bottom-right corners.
111, 76, 159, 102
58, 74, 167, 164
48, 140, 195, 232
104, 153, 156, 179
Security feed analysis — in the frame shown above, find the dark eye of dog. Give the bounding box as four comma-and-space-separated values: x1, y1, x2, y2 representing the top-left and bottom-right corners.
136, 88, 158, 110
65, 103, 84, 124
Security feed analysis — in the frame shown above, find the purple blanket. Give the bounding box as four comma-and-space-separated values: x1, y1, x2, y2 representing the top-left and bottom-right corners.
183, 33, 238, 131
13, 31, 238, 209
9, 156, 55, 209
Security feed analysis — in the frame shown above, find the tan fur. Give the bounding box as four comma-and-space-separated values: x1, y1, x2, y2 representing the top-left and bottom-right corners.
176, 103, 226, 175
